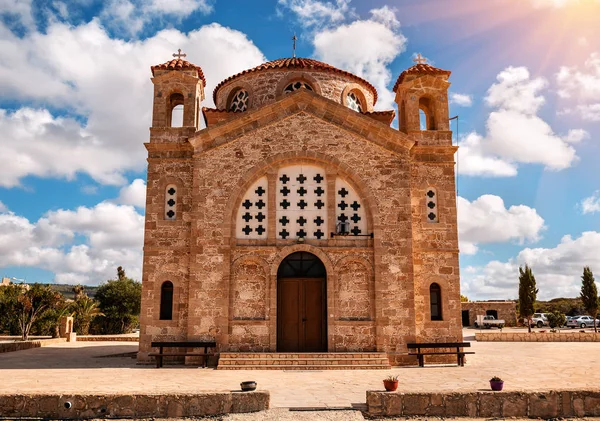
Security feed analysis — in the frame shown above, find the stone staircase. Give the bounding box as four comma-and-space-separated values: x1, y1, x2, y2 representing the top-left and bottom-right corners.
217, 352, 391, 370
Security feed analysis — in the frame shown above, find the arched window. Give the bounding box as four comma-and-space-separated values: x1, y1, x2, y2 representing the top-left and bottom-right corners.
425, 187, 438, 223
284, 81, 313, 94
165, 184, 177, 220
346, 91, 363, 112
430, 283, 442, 321
418, 97, 435, 130
159, 281, 174, 320
229, 89, 249, 112
169, 93, 185, 127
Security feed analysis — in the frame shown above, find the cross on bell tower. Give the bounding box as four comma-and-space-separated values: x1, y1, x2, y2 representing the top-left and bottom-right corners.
292, 34, 297, 58
413, 53, 427, 65
173, 49, 187, 59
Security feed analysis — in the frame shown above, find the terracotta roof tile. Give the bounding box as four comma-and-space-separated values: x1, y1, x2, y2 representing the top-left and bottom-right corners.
213, 57, 378, 104
393, 64, 451, 92
361, 110, 396, 125
151, 59, 206, 85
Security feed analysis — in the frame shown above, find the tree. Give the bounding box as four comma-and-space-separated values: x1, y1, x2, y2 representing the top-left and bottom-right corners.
580, 266, 599, 333
460, 294, 469, 302
518, 265, 538, 333
546, 311, 566, 329
94, 267, 142, 334
72, 285, 86, 301
0, 285, 21, 335
0, 284, 62, 341
71, 296, 103, 335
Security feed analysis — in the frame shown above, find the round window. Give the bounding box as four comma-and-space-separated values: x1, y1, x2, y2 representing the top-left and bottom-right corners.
347, 91, 363, 112
284, 81, 313, 94
229, 89, 249, 112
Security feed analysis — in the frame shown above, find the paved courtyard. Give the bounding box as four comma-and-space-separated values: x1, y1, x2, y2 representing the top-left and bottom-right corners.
1, 334, 599, 408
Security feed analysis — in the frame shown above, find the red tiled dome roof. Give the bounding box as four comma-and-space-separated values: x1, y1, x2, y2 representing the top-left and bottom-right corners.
393, 64, 451, 92
213, 57, 378, 104
151, 59, 206, 85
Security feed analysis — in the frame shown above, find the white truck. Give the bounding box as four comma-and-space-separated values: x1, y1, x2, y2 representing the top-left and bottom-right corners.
474, 315, 505, 329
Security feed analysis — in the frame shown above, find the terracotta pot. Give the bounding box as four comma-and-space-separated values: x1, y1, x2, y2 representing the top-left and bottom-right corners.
383, 380, 398, 392
490, 380, 504, 391
240, 381, 257, 392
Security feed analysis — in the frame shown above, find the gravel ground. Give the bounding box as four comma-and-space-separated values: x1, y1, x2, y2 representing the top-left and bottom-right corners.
91, 415, 600, 421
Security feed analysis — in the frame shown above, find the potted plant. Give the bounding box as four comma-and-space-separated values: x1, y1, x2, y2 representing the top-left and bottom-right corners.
383, 375, 399, 392
489, 376, 504, 391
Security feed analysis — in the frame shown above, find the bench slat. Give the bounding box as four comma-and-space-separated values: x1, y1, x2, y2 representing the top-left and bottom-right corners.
148, 353, 215, 357
407, 342, 470, 348
151, 341, 216, 348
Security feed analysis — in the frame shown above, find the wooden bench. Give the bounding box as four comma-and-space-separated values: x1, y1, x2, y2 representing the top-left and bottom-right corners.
407, 342, 474, 367
149, 341, 216, 368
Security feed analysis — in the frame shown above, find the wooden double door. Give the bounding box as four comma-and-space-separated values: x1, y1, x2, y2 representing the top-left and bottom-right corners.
277, 278, 327, 352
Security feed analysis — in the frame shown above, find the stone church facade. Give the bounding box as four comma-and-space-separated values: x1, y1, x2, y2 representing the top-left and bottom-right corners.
138, 55, 462, 365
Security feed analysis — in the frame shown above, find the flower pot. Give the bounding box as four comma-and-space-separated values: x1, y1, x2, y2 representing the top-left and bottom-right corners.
383, 380, 398, 392
240, 381, 257, 392
490, 380, 504, 391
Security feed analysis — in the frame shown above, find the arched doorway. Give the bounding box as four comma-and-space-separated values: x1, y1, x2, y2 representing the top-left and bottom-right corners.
277, 252, 327, 352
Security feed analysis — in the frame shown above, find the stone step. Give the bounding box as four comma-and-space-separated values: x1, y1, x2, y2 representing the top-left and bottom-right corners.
217, 352, 391, 370
218, 364, 391, 370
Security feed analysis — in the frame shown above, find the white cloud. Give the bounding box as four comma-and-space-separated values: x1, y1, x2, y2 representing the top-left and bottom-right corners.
456, 133, 517, 177
458, 66, 587, 176
462, 231, 600, 300
0, 0, 34, 29
458, 195, 545, 255
278, 0, 353, 27
0, 20, 266, 188
0, 201, 7, 213
581, 191, 600, 214
115, 178, 147, 208
312, 6, 407, 110
449, 93, 472, 107
0, 202, 144, 285
557, 52, 600, 121
101, 0, 214, 36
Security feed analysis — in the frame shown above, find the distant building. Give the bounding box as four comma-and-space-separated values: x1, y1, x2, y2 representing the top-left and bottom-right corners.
1, 277, 10, 287
461, 301, 517, 327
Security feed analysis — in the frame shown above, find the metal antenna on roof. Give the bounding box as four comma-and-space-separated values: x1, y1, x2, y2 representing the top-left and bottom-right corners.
292, 34, 297, 58
173, 49, 187, 59
413, 53, 427, 64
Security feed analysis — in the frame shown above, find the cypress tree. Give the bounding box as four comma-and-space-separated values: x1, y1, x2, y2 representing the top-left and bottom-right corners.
580, 266, 599, 333
518, 265, 538, 333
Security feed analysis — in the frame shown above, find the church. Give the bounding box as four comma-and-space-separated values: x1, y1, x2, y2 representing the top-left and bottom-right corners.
138, 50, 463, 367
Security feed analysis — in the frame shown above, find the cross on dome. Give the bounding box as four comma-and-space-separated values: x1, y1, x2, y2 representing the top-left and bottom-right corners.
173, 49, 187, 59
413, 53, 427, 64
292, 34, 297, 58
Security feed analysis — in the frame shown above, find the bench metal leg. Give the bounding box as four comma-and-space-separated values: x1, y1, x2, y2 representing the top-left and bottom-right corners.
418, 355, 424, 367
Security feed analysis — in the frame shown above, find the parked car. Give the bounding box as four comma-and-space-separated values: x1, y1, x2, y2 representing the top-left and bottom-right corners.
524, 313, 549, 328
474, 315, 505, 329
566, 315, 600, 329
564, 316, 576, 327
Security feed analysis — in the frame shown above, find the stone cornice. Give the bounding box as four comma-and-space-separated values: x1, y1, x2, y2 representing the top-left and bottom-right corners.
187, 89, 415, 155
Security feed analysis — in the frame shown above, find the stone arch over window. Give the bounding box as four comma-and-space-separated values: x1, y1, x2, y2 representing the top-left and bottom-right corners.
159, 281, 174, 320
165, 184, 177, 220
284, 80, 314, 94
341, 84, 372, 112
168, 92, 185, 127
430, 282, 442, 321
225, 154, 379, 245
228, 88, 249, 112
275, 73, 322, 101
425, 187, 438, 223
418, 96, 435, 130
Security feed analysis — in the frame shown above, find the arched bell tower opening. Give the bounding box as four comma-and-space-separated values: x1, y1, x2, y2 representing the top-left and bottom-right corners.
277, 252, 327, 352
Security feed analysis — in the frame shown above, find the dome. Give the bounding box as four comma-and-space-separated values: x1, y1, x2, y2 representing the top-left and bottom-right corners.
213, 57, 378, 106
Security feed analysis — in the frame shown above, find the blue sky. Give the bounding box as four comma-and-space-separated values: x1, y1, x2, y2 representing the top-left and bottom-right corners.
0, 0, 599, 299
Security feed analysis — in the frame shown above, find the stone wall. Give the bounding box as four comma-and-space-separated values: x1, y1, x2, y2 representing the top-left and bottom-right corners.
462, 301, 518, 327
0, 338, 66, 354
0, 392, 269, 419
476, 331, 600, 342
367, 390, 600, 417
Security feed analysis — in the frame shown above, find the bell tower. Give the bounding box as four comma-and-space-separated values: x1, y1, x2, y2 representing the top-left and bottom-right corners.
150, 50, 205, 130
393, 54, 452, 145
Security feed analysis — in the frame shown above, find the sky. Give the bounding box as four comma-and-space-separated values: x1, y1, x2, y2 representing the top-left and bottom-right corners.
0, 0, 599, 301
